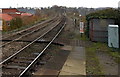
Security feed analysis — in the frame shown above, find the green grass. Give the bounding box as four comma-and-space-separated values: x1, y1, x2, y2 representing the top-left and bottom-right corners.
75, 33, 120, 63
107, 49, 120, 63
74, 33, 89, 41
92, 42, 120, 63
86, 43, 104, 75
86, 42, 120, 75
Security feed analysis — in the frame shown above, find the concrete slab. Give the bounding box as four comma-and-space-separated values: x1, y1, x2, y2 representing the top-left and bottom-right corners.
59, 71, 80, 75
60, 65, 85, 75
69, 54, 85, 60
59, 73, 85, 77
59, 46, 86, 75
63, 58, 86, 69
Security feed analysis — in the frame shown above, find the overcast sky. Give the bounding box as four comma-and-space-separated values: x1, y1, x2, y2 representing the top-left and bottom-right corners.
0, 0, 120, 8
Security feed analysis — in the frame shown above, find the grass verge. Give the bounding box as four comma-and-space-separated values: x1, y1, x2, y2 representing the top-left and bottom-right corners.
86, 42, 120, 75
86, 43, 104, 75
92, 42, 120, 63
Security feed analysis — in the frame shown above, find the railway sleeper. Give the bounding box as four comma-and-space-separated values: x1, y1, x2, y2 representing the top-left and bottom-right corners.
7, 62, 28, 67
17, 57, 35, 60
2, 40, 64, 46
32, 52, 46, 56
3, 65, 26, 70
13, 60, 32, 64
3, 70, 21, 76
33, 53, 39, 55
21, 61, 43, 75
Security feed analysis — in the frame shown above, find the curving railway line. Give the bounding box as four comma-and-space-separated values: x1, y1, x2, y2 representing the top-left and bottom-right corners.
1, 15, 66, 77
2, 15, 62, 60
1, 15, 60, 47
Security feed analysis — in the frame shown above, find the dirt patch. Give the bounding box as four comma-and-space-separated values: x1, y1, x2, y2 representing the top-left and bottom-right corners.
61, 46, 72, 51
96, 51, 118, 75
86, 42, 119, 76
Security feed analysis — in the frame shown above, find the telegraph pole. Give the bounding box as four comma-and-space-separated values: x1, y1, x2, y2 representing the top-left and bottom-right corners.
17, 4, 18, 8
118, 1, 120, 10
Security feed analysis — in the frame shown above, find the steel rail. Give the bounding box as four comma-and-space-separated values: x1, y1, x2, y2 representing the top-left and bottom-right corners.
0, 18, 59, 48
19, 22, 66, 77
0, 19, 62, 65
2, 16, 57, 40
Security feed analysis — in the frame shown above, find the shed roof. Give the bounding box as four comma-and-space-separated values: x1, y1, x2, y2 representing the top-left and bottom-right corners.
86, 8, 120, 21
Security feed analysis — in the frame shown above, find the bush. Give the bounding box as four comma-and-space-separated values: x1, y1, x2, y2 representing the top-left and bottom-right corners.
2, 20, 9, 31
10, 17, 23, 30
3, 15, 44, 32
86, 8, 120, 21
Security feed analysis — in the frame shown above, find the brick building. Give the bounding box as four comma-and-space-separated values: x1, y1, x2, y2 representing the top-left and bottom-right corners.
0, 8, 33, 30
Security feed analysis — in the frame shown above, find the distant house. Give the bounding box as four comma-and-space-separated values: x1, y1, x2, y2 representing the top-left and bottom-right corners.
2, 8, 33, 18
0, 14, 13, 21
2, 8, 22, 18
0, 8, 22, 29
2, 8, 20, 13
0, 14, 13, 30
0, 8, 33, 30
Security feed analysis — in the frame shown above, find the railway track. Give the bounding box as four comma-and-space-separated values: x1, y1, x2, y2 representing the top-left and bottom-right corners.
1, 16, 66, 77
1, 16, 60, 47
2, 16, 62, 60
2, 15, 59, 40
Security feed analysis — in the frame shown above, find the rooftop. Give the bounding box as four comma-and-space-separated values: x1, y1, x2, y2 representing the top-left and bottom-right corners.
0, 14, 13, 21
2, 8, 20, 13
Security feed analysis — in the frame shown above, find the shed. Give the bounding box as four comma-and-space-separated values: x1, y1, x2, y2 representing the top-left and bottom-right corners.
89, 18, 115, 42
86, 8, 120, 43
